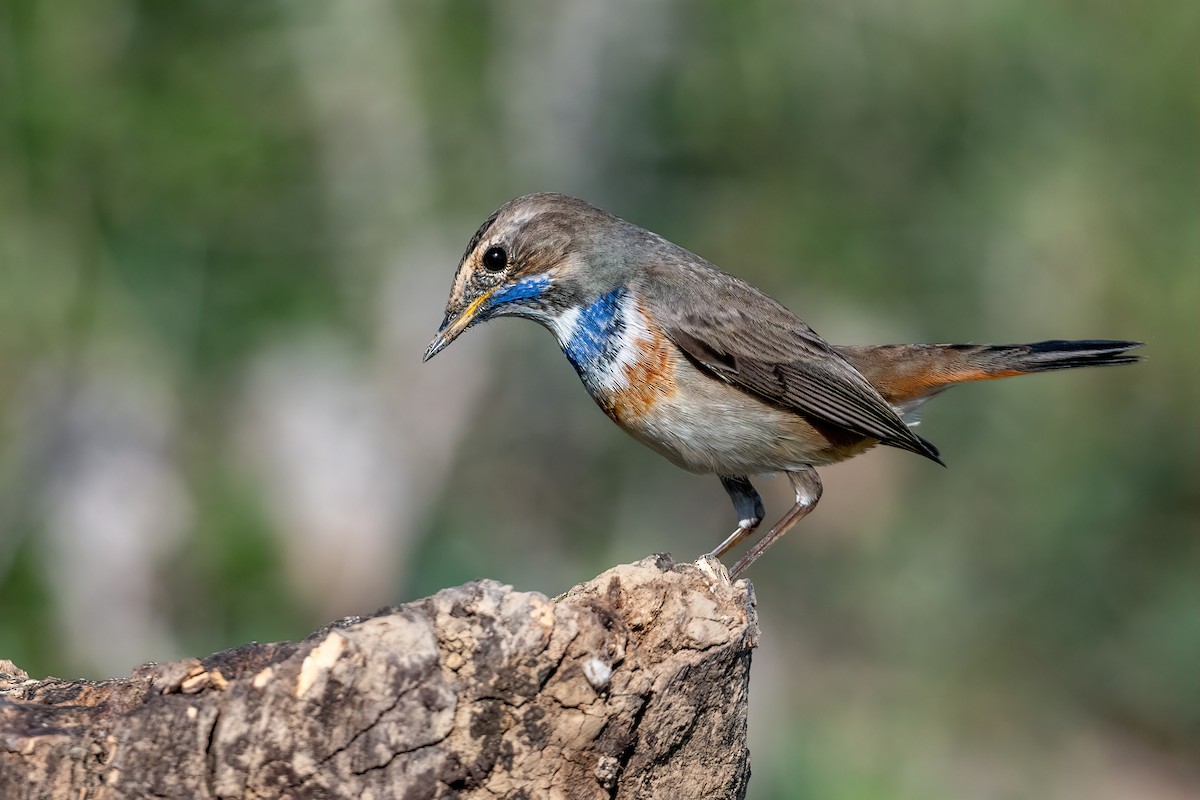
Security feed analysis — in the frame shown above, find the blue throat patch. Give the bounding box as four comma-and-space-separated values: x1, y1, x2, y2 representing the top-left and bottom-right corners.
562, 288, 627, 384
487, 275, 550, 310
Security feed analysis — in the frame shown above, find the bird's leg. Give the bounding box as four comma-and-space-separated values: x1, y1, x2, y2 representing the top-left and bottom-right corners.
729, 467, 822, 577
709, 476, 765, 559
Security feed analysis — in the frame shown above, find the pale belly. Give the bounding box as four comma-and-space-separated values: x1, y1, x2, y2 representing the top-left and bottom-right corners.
599, 356, 877, 475
553, 291, 877, 475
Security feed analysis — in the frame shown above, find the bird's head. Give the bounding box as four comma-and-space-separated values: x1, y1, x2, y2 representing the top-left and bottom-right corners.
423, 193, 633, 361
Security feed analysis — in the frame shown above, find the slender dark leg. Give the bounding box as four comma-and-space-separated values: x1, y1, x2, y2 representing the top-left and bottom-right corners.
708, 476, 765, 559
729, 467, 822, 577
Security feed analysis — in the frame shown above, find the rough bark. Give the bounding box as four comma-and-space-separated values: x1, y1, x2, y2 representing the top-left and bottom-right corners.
0, 555, 757, 799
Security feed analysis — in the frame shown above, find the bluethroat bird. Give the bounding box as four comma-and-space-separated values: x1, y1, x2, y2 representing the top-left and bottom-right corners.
423, 193, 1141, 577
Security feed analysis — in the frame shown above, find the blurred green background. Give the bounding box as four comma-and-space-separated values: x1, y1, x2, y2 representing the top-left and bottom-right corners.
1, 1, 1196, 797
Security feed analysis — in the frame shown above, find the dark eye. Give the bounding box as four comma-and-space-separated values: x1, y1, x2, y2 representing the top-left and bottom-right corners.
482, 245, 508, 272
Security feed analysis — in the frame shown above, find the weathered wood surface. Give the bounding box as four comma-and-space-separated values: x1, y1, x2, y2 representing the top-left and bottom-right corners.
0, 555, 757, 799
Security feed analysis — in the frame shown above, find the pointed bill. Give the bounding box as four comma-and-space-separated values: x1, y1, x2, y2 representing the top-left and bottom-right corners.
422, 287, 496, 362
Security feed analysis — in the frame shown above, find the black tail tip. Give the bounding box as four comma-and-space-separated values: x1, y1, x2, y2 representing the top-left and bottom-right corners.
916, 435, 946, 467
1026, 338, 1143, 354
1019, 339, 1144, 370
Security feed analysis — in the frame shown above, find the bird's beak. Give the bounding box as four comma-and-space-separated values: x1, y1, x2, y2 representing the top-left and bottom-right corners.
422, 288, 496, 362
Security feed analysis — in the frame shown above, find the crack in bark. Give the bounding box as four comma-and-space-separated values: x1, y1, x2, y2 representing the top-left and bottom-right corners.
535, 628, 579, 695
348, 733, 445, 779
609, 688, 653, 798
204, 703, 221, 799
0, 557, 755, 799
312, 674, 414, 773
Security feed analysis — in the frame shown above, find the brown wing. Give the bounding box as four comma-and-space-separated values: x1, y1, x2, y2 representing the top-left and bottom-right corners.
637, 262, 942, 464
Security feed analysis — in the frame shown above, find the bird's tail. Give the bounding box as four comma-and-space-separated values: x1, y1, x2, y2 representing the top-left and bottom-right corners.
837, 339, 1143, 408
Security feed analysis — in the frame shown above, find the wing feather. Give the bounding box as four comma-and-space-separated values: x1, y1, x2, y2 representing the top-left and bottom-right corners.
637, 260, 942, 463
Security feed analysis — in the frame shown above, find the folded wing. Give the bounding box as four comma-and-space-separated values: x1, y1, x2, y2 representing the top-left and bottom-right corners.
639, 263, 943, 464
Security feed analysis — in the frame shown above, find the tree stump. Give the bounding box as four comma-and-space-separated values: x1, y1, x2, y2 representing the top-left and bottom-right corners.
0, 555, 758, 799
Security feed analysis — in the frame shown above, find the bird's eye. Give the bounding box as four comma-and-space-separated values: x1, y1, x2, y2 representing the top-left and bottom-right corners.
482, 246, 508, 272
